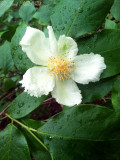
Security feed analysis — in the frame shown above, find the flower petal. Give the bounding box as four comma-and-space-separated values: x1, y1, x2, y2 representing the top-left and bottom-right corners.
58, 35, 78, 60
52, 79, 82, 106
20, 67, 55, 97
47, 26, 58, 55
72, 53, 106, 84
20, 27, 52, 66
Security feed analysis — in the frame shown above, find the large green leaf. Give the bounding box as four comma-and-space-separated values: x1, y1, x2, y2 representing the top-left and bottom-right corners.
0, 41, 14, 74
43, 138, 120, 160
4, 78, 16, 91
79, 76, 116, 103
22, 130, 51, 160
1, 25, 18, 42
105, 19, 119, 29
38, 105, 120, 160
112, 77, 120, 111
78, 29, 120, 78
21, 119, 51, 160
33, 4, 54, 26
7, 92, 47, 119
21, 118, 45, 130
0, 0, 14, 17
38, 105, 119, 140
19, 1, 36, 22
51, 0, 114, 38
11, 23, 34, 73
111, 0, 120, 21
0, 124, 30, 160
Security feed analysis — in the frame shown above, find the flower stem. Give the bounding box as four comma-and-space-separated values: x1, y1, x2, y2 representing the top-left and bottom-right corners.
6, 113, 49, 152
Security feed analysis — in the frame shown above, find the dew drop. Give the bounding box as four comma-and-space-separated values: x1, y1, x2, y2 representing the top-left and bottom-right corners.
79, 8, 83, 13
13, 46, 17, 50
18, 55, 22, 60
18, 102, 24, 108
49, 136, 54, 139
23, 63, 26, 66
12, 52, 15, 55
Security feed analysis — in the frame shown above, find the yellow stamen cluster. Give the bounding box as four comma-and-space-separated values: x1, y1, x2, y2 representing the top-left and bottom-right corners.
48, 55, 74, 81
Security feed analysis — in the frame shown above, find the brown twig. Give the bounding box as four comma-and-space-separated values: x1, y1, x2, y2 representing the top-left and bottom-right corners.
43, 97, 54, 104
0, 84, 21, 100
0, 104, 10, 116
0, 116, 7, 121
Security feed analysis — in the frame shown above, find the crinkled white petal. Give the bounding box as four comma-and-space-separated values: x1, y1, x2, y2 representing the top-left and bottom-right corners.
20, 67, 55, 97
52, 79, 82, 106
72, 53, 106, 84
58, 35, 78, 60
20, 27, 52, 66
47, 26, 58, 55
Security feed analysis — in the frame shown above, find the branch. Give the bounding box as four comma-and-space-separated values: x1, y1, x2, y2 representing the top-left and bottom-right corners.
0, 104, 10, 116
43, 97, 54, 104
0, 84, 21, 100
0, 116, 7, 121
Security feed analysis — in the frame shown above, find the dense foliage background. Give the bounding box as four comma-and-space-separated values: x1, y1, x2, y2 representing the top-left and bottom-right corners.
0, 0, 120, 159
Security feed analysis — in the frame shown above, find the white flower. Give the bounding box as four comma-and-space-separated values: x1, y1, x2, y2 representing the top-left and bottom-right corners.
20, 26, 106, 107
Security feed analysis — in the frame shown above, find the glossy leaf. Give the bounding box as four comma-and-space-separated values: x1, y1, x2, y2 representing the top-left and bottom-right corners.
0, 41, 14, 74
33, 4, 54, 25
21, 118, 45, 130
38, 105, 119, 140
79, 76, 116, 103
111, 0, 120, 21
4, 78, 16, 91
51, 0, 114, 38
11, 23, 34, 73
112, 77, 120, 111
43, 0, 53, 4
78, 29, 120, 78
7, 92, 47, 119
19, 1, 36, 22
38, 105, 120, 160
0, 0, 14, 17
0, 123, 30, 160
21, 119, 51, 160
1, 25, 17, 42
43, 137, 120, 160
105, 19, 119, 29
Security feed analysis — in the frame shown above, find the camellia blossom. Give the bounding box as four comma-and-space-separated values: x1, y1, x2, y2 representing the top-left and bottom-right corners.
20, 26, 106, 107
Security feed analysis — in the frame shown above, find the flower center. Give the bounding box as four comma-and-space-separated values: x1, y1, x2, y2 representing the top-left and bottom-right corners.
48, 55, 74, 81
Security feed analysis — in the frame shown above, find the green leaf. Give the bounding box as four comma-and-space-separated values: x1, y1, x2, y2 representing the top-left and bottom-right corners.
0, 0, 14, 17
112, 77, 120, 111
21, 118, 45, 130
20, 119, 51, 160
78, 29, 120, 78
43, 0, 60, 5
4, 78, 16, 91
0, 41, 14, 74
105, 19, 119, 29
38, 105, 119, 140
51, 0, 114, 38
19, 1, 36, 22
22, 129, 51, 160
38, 105, 120, 160
7, 92, 47, 119
43, 138, 120, 160
1, 25, 18, 42
111, 0, 120, 21
33, 4, 54, 26
0, 123, 30, 160
43, 0, 53, 5
11, 23, 34, 73
78, 76, 116, 103
52, 0, 60, 4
